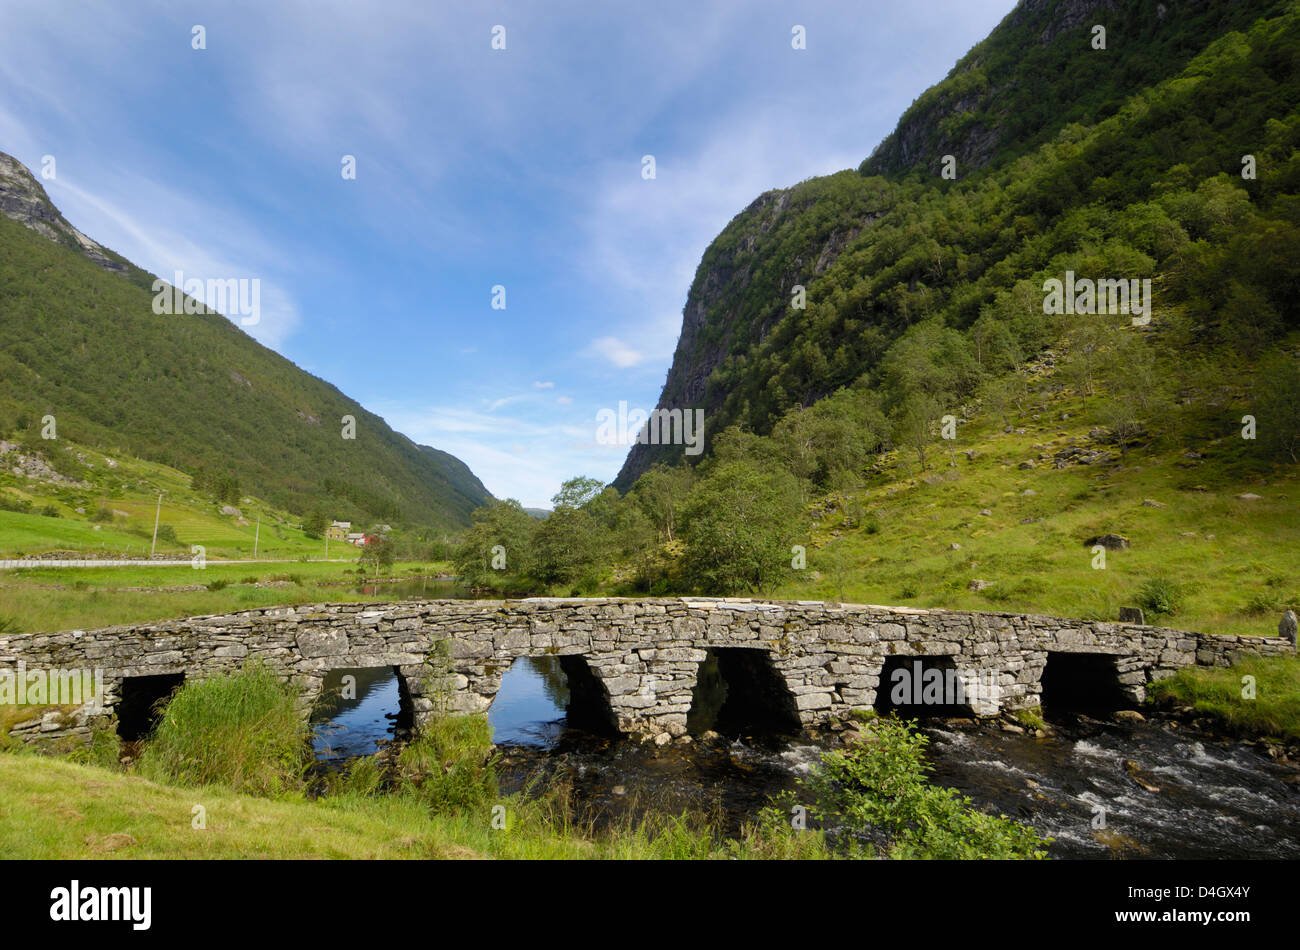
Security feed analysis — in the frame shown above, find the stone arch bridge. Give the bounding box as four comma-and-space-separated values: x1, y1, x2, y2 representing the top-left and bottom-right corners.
1, 597, 1292, 745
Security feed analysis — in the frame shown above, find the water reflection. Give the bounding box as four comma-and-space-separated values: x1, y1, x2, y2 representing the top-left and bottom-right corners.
310, 666, 411, 762
488, 656, 571, 746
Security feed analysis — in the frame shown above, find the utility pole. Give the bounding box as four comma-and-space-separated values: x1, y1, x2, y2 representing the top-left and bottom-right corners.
150, 491, 164, 557
254, 514, 261, 558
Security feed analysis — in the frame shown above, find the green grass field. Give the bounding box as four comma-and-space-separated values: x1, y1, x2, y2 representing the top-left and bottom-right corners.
0, 561, 452, 634
773, 387, 1299, 638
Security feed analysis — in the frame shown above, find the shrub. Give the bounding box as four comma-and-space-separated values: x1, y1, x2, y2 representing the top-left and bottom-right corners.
0, 494, 32, 514
1243, 590, 1291, 615
137, 661, 310, 797
794, 715, 1049, 859
205, 578, 229, 591
1137, 577, 1183, 616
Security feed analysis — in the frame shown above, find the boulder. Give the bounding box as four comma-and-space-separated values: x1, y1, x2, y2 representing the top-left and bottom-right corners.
1085, 534, 1129, 550
1281, 610, 1298, 647
1118, 607, 1145, 625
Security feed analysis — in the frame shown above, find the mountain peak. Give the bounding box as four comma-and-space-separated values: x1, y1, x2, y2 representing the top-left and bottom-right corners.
0, 150, 129, 276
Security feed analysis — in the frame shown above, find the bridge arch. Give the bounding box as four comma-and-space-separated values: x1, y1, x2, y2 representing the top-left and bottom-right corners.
487, 654, 618, 740
687, 647, 800, 737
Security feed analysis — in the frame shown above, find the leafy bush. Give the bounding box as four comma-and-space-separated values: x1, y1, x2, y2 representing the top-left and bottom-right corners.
679, 458, 801, 594
138, 661, 310, 797
1244, 590, 1285, 615
794, 715, 1049, 859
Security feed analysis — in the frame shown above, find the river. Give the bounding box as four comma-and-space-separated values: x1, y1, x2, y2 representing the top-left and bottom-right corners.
309, 652, 1300, 858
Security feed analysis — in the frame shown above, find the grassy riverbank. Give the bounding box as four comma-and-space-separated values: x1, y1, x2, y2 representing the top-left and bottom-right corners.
0, 665, 1051, 860
0, 754, 831, 860
1148, 654, 1300, 742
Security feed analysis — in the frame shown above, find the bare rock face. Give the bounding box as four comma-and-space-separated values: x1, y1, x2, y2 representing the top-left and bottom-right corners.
0, 151, 129, 275
1019, 0, 1118, 46
613, 188, 878, 489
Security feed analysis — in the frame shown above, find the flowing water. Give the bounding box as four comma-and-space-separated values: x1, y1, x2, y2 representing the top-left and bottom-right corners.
310, 638, 1300, 858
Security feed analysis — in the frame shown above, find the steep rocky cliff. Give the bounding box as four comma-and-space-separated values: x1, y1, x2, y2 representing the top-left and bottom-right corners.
615, 178, 886, 486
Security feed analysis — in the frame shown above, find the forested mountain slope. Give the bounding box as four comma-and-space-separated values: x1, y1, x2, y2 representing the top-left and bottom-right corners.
0, 154, 491, 530
615, 0, 1299, 488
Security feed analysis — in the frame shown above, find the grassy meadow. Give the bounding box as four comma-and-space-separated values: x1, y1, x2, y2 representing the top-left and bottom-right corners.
772, 387, 1298, 639
0, 560, 452, 634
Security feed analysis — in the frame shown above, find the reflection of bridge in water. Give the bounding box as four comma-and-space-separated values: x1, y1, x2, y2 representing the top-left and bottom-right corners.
2, 597, 1292, 746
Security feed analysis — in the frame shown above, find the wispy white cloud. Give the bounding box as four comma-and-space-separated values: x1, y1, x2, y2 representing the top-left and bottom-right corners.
371, 399, 609, 507
585, 336, 646, 369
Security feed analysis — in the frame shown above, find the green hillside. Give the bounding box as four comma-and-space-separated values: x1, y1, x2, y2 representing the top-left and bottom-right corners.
615, 0, 1300, 486
0, 184, 491, 532
0, 432, 333, 561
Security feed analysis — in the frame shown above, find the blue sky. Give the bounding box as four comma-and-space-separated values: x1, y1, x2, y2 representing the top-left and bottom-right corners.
0, 0, 1015, 508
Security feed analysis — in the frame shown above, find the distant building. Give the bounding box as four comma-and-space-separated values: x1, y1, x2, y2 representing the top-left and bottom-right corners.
346, 532, 366, 546
372, 523, 392, 534
326, 521, 350, 541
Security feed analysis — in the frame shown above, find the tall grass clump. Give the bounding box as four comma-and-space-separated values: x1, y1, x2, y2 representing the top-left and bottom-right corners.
1137, 577, 1183, 617
396, 712, 498, 812
137, 661, 311, 797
